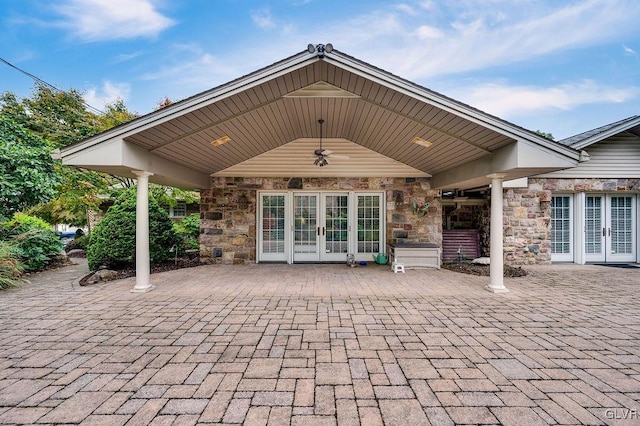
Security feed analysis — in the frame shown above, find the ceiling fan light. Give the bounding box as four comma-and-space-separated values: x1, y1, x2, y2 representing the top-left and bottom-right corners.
412, 136, 432, 148
211, 135, 231, 146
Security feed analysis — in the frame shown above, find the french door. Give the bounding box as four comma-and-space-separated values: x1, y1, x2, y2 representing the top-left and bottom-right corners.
551, 196, 573, 262
585, 194, 636, 262
258, 191, 384, 263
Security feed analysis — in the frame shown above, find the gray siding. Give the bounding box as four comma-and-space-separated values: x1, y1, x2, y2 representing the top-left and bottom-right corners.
538, 131, 640, 178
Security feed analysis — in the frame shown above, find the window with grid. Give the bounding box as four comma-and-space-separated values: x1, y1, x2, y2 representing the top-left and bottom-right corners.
357, 195, 381, 253
262, 195, 285, 253
551, 196, 571, 254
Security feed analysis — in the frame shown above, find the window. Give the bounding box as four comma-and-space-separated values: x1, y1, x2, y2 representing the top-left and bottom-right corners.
171, 201, 187, 218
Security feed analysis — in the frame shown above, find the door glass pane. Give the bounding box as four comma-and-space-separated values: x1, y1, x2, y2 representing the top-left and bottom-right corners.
262, 195, 285, 253
585, 196, 602, 254
294, 195, 317, 254
325, 195, 349, 254
551, 196, 571, 254
357, 195, 381, 254
610, 196, 633, 255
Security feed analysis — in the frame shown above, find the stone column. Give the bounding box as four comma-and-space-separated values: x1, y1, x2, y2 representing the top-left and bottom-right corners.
487, 173, 508, 293
131, 171, 155, 293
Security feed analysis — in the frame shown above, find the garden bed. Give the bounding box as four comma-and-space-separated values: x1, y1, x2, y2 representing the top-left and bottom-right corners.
78, 257, 201, 286
441, 262, 527, 277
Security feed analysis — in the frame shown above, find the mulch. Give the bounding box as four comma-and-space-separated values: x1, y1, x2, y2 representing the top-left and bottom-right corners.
78, 257, 202, 286
441, 262, 527, 277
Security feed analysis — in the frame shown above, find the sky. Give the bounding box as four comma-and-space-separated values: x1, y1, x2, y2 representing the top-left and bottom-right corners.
1, 0, 639, 140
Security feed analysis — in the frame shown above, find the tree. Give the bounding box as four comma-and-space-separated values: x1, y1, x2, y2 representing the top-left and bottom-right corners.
535, 130, 555, 141
0, 115, 59, 220
1, 85, 197, 227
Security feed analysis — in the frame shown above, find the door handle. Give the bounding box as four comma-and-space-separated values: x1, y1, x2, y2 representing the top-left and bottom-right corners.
608, 228, 611, 237
602, 228, 606, 237
322, 227, 325, 236
317, 227, 320, 236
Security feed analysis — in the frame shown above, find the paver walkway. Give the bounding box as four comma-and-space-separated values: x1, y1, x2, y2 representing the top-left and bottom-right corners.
0, 260, 639, 425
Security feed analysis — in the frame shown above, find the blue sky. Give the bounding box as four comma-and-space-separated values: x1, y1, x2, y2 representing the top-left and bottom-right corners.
1, 0, 639, 139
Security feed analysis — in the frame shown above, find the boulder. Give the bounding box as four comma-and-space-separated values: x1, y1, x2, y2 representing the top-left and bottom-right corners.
82, 269, 118, 285
67, 249, 86, 258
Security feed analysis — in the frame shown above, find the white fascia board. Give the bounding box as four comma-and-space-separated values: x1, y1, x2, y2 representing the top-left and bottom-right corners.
59, 52, 319, 157
327, 52, 581, 162
431, 140, 578, 189
570, 116, 640, 150
62, 139, 210, 189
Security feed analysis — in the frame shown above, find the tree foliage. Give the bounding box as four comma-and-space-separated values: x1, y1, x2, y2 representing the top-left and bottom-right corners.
535, 130, 555, 141
0, 213, 62, 271
1, 85, 198, 228
87, 188, 180, 271
1, 85, 140, 226
0, 115, 59, 220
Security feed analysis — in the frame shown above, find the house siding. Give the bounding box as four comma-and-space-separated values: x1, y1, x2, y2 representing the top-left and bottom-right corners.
538, 132, 640, 178
199, 177, 442, 265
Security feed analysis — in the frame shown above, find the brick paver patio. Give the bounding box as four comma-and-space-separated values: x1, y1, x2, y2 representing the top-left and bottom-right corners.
0, 260, 639, 425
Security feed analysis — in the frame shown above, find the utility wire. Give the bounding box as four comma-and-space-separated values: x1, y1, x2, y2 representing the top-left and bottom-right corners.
0, 56, 105, 115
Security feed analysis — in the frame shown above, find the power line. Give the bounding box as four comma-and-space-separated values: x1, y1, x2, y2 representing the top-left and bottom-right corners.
0, 56, 105, 115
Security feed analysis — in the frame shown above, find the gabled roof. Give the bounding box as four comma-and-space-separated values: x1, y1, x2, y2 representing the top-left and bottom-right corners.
558, 115, 640, 149
58, 44, 580, 190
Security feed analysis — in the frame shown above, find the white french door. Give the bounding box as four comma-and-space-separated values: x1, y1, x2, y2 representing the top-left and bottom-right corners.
585, 194, 636, 262
258, 191, 384, 263
551, 196, 573, 262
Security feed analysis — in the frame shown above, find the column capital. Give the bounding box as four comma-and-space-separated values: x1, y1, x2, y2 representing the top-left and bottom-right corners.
132, 170, 154, 178
486, 173, 508, 180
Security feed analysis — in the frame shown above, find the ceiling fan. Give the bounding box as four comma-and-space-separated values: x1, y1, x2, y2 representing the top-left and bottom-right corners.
313, 119, 349, 167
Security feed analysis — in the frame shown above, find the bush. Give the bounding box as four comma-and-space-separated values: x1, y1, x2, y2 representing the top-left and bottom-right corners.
173, 214, 200, 251
87, 188, 180, 271
0, 213, 62, 271
0, 240, 25, 289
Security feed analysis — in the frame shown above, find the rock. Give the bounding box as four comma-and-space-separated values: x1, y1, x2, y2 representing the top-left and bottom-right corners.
66, 249, 86, 258
83, 269, 118, 285
472, 257, 491, 265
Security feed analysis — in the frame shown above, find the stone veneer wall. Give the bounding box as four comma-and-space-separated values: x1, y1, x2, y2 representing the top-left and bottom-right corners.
503, 177, 640, 265
199, 177, 442, 264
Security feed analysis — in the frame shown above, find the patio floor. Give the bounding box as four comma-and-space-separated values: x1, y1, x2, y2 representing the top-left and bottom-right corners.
0, 260, 639, 425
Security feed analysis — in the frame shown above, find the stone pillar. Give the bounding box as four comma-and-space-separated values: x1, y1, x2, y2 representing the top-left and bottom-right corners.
487, 173, 508, 293
131, 171, 154, 293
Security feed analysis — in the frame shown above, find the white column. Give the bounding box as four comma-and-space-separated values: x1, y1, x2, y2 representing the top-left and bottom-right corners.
487, 173, 508, 293
131, 171, 154, 293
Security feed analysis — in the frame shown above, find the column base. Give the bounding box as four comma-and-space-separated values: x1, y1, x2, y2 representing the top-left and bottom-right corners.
486, 285, 509, 293
131, 285, 155, 293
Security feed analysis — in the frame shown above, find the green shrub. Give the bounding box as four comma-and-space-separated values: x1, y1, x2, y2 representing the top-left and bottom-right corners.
87, 188, 180, 271
65, 234, 89, 252
0, 240, 25, 289
173, 214, 200, 251
0, 213, 62, 271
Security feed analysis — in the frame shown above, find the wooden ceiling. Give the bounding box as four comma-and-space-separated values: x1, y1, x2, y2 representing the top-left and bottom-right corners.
125, 59, 515, 177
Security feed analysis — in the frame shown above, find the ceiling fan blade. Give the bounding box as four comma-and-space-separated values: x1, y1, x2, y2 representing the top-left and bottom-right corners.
321, 149, 333, 156
327, 154, 350, 159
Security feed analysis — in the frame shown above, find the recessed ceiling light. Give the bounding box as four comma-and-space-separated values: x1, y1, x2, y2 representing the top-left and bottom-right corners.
211, 135, 231, 146
412, 136, 432, 147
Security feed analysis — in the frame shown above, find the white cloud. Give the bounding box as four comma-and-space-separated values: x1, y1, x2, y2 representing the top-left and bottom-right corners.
450, 80, 640, 117
415, 25, 444, 39
54, 0, 174, 41
251, 9, 276, 30
84, 81, 131, 110
395, 3, 417, 16
623, 44, 637, 56
301, 0, 640, 80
